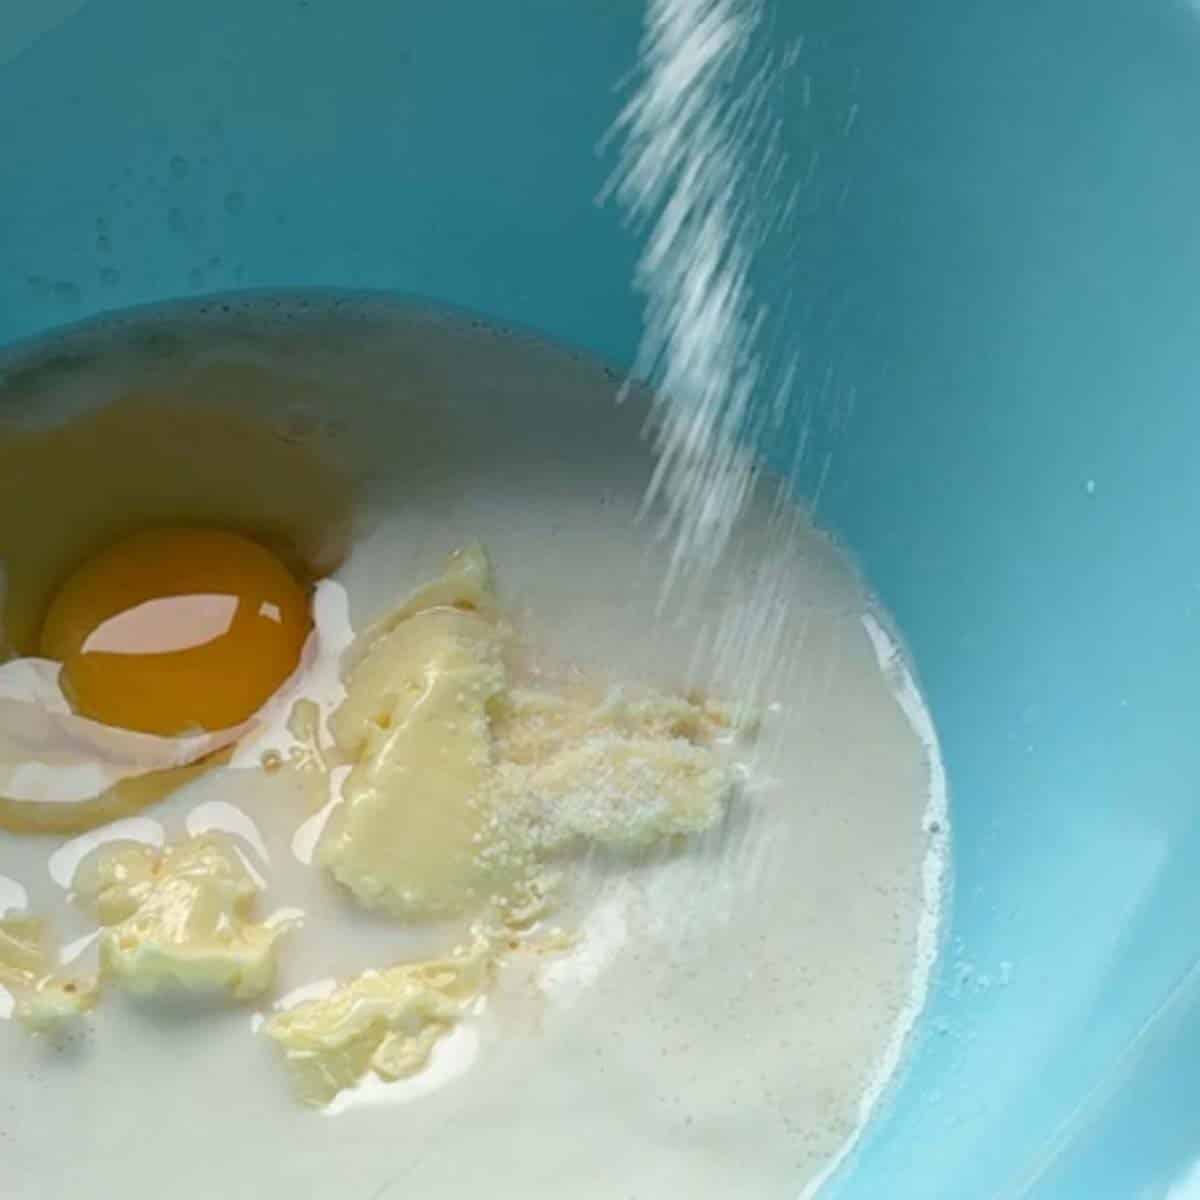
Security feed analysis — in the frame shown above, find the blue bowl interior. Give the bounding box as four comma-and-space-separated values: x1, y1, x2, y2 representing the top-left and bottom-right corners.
3, 2, 1200, 1196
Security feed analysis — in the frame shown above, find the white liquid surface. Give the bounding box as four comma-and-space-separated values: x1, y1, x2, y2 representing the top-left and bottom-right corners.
0, 297, 947, 1199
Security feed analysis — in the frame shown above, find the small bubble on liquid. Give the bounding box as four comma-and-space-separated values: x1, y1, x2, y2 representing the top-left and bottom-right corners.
167, 207, 187, 235
169, 155, 190, 181
53, 281, 81, 305
95, 216, 110, 233
224, 191, 246, 216
96, 234, 112, 256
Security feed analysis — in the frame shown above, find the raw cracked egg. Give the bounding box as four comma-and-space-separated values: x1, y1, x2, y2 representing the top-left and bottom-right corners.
0, 526, 321, 834
0, 393, 354, 834
40, 528, 312, 737
0, 555, 356, 836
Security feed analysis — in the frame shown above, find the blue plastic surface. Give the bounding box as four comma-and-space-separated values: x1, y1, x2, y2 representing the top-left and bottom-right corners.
3, 2, 1199, 1196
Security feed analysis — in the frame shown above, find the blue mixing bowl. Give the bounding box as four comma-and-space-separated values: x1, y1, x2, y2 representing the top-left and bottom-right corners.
3, 2, 1198, 1196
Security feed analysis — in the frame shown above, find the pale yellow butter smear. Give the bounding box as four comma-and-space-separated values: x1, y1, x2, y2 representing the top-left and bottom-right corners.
318, 548, 528, 920
265, 937, 494, 1106
73, 834, 292, 1000
0, 916, 97, 1031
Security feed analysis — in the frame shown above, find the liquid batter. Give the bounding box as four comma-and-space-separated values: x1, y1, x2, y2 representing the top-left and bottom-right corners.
0, 295, 947, 1199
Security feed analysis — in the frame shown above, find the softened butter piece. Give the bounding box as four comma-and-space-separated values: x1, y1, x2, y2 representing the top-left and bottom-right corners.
341, 543, 497, 679
265, 938, 493, 1105
487, 686, 735, 849
71, 839, 158, 924
0, 917, 97, 1031
488, 686, 595, 766
497, 735, 730, 850
74, 834, 290, 1000
490, 684, 736, 759
319, 545, 737, 926
319, 551, 531, 920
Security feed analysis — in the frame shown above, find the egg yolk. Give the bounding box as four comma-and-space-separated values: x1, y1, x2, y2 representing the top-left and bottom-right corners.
39, 528, 311, 736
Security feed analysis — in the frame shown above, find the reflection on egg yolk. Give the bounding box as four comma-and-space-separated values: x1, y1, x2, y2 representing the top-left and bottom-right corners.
39, 528, 311, 736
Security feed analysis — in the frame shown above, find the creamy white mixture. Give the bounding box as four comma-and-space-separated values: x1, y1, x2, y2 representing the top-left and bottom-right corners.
0, 301, 947, 1200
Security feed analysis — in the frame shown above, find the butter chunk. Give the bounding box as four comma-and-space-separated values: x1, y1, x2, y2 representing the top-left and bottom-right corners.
265, 939, 493, 1105
74, 834, 290, 1001
488, 687, 594, 765
320, 555, 531, 920
487, 687, 734, 849
320, 548, 739, 922
490, 685, 735, 765
0, 917, 98, 1032
341, 543, 497, 680
498, 735, 731, 851
71, 840, 158, 925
